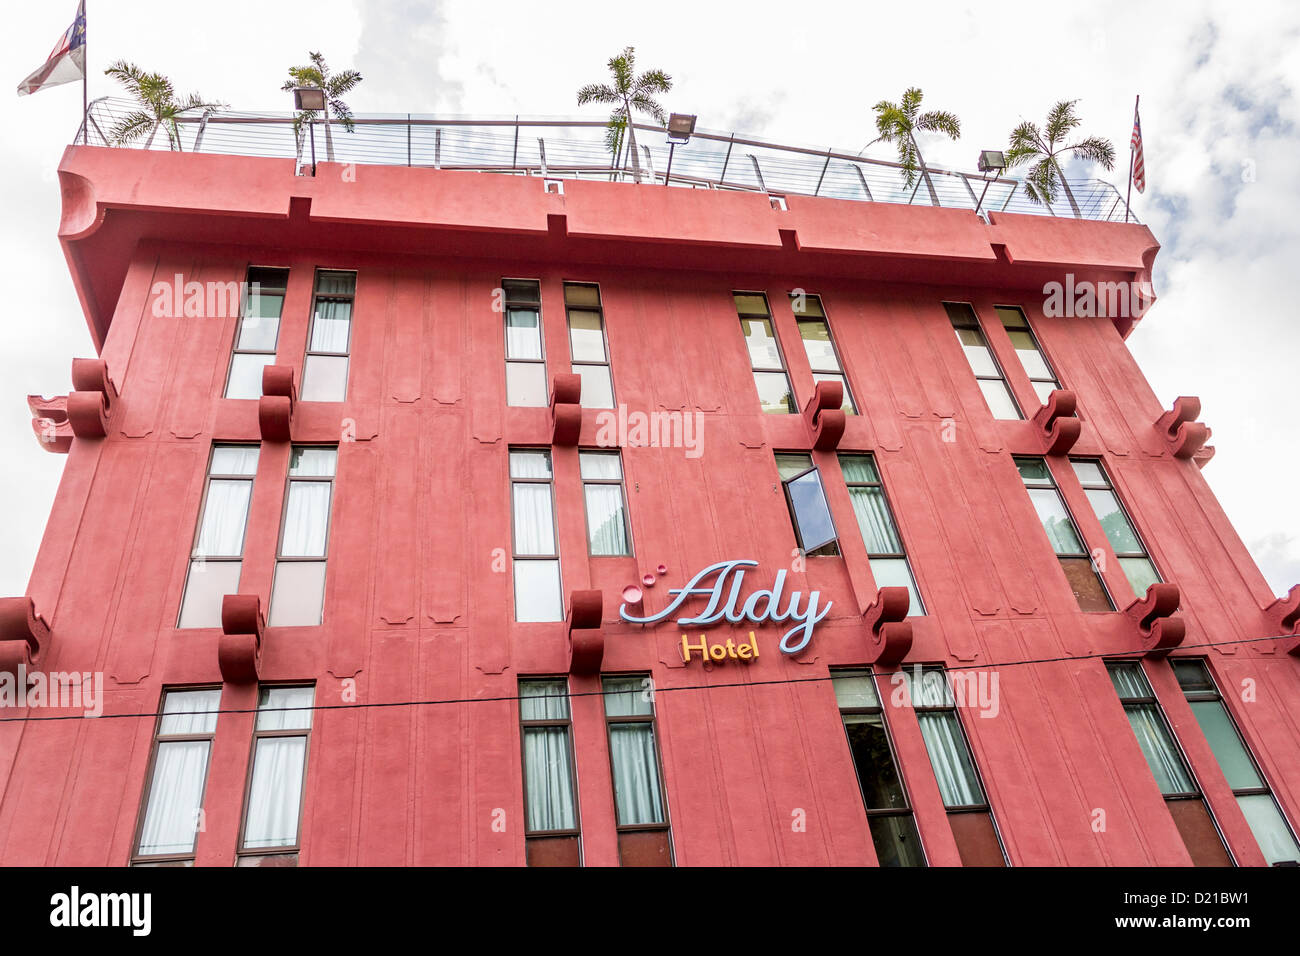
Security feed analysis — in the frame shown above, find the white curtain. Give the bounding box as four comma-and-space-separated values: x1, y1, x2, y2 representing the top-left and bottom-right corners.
585, 485, 628, 556
513, 485, 555, 555
258, 686, 315, 731
282, 482, 332, 556
243, 736, 307, 849
1124, 705, 1195, 795
196, 479, 252, 557
211, 446, 260, 476
523, 728, 576, 832
138, 740, 210, 855
916, 712, 984, 808
849, 486, 901, 554
608, 724, 664, 826
506, 310, 542, 360
290, 447, 337, 477
160, 689, 222, 734
310, 300, 351, 353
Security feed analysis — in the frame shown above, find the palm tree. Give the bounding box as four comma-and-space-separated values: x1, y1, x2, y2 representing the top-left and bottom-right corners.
281, 52, 363, 163
872, 88, 961, 205
577, 46, 671, 184
1005, 100, 1116, 218
103, 61, 225, 151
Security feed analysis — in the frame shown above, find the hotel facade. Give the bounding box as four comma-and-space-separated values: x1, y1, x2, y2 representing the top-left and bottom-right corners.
1, 107, 1298, 867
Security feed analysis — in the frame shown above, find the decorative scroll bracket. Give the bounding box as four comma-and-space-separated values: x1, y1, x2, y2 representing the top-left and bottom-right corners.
258, 365, 297, 442
1030, 389, 1081, 456
567, 589, 604, 675
803, 379, 846, 451
862, 586, 912, 664
1124, 582, 1185, 657
28, 395, 73, 454
1155, 396, 1212, 462
219, 593, 265, 683
1264, 585, 1300, 656
551, 373, 582, 446
0, 596, 50, 677
67, 358, 119, 439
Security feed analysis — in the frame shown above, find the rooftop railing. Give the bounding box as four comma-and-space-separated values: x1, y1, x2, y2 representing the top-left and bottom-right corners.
76, 96, 1138, 223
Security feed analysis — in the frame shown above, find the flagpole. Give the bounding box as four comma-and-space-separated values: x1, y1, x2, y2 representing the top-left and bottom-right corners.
1124, 94, 1138, 223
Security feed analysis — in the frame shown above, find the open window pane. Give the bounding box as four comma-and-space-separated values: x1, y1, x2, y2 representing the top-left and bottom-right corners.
301, 355, 349, 402
268, 561, 328, 626
786, 468, 837, 553
514, 560, 562, 622
243, 735, 307, 849
178, 560, 242, 629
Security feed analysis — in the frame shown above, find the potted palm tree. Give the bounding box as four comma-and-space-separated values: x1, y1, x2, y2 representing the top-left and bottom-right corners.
281, 52, 363, 163
103, 61, 225, 151
1005, 100, 1115, 218
872, 88, 961, 205
577, 47, 671, 184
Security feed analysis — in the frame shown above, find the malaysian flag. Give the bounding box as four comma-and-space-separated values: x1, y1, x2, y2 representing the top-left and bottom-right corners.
1130, 99, 1145, 194
17, 2, 86, 97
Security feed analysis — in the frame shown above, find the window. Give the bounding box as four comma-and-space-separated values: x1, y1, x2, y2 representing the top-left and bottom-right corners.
790, 293, 855, 414
775, 453, 839, 556
1015, 457, 1112, 611
1172, 659, 1300, 865
735, 292, 795, 414
904, 667, 1005, 866
1071, 459, 1161, 598
1106, 661, 1232, 866
580, 451, 631, 556
269, 446, 337, 626
134, 688, 222, 864
603, 676, 672, 866
944, 302, 1021, 420
511, 449, 562, 622
832, 670, 926, 866
565, 282, 614, 409
503, 279, 547, 407
178, 445, 260, 629
301, 269, 355, 402
519, 679, 581, 866
840, 454, 923, 614
995, 306, 1061, 407
238, 685, 314, 866
225, 267, 288, 399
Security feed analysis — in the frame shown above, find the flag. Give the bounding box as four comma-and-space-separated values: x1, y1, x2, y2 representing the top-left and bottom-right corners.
1130, 102, 1145, 194
17, 2, 86, 97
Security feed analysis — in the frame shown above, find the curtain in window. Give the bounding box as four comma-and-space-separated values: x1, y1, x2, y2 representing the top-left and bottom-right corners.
212, 446, 260, 476
506, 310, 542, 360
1124, 704, 1195, 795
915, 712, 984, 808
585, 485, 628, 555
1027, 488, 1084, 554
513, 485, 555, 555
1107, 663, 1149, 699
258, 686, 315, 731
523, 727, 576, 832
243, 736, 307, 849
195, 479, 252, 557
603, 678, 650, 716
290, 447, 337, 477
310, 300, 352, 352
316, 272, 355, 296
608, 724, 664, 826
281, 482, 332, 556
139, 740, 211, 855
848, 486, 901, 554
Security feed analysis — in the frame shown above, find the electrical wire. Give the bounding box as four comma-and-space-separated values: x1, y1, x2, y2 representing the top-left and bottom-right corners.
0, 633, 1292, 724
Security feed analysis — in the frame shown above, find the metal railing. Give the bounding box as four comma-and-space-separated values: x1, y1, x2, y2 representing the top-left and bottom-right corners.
75, 96, 1137, 223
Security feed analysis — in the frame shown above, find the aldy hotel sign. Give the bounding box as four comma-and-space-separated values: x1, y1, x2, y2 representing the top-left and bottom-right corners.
618, 560, 832, 657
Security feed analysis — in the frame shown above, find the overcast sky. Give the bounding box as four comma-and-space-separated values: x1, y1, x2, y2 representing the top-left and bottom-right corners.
1, 0, 1297, 599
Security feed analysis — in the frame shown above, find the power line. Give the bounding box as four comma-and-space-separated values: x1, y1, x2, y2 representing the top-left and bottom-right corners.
0, 633, 1293, 725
